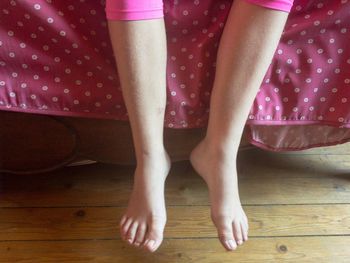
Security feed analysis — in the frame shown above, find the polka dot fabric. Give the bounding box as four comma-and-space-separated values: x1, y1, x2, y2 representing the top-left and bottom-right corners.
0, 0, 120, 118
246, 0, 350, 150
0, 0, 349, 151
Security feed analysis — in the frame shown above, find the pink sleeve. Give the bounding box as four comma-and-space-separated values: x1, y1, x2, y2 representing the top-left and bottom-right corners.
243, 0, 294, 13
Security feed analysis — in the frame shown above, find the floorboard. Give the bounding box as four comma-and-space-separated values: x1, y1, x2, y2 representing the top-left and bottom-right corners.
0, 143, 349, 262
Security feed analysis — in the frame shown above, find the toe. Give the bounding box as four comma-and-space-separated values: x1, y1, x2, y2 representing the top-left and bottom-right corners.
241, 220, 249, 241
233, 220, 243, 246
126, 221, 139, 244
243, 215, 249, 230
120, 217, 133, 240
218, 229, 237, 251
120, 215, 127, 227
143, 218, 165, 252
144, 239, 158, 253
214, 217, 237, 251
134, 223, 147, 247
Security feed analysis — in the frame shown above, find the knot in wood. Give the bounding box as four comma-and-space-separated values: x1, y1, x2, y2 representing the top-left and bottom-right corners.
75, 209, 86, 217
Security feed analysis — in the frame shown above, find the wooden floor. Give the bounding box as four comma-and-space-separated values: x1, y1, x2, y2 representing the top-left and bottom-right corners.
0, 143, 350, 262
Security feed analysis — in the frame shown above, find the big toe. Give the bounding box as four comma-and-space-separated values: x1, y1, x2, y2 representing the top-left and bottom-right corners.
214, 217, 238, 251
143, 218, 165, 252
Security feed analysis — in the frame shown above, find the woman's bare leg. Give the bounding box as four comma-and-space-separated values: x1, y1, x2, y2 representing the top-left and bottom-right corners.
190, 0, 289, 251
107, 19, 169, 252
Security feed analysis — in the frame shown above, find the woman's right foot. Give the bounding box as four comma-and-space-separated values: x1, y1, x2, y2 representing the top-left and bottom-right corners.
119, 148, 171, 252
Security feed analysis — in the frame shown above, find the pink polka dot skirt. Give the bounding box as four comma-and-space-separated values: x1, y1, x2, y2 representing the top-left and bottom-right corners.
0, 0, 349, 151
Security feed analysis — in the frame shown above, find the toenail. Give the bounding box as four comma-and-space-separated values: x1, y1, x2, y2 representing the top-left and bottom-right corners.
237, 240, 243, 245
147, 240, 156, 250
127, 238, 133, 243
227, 240, 236, 250
134, 242, 140, 246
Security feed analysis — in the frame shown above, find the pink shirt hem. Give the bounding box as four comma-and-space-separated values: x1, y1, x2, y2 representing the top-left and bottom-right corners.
244, 0, 294, 12
105, 8, 164, 20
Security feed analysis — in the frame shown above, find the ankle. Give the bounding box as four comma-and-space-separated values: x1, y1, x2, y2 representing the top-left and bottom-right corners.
136, 149, 171, 171
202, 136, 240, 158
135, 146, 167, 159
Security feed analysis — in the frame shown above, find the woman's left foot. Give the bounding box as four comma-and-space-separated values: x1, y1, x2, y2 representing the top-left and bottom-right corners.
189, 138, 249, 251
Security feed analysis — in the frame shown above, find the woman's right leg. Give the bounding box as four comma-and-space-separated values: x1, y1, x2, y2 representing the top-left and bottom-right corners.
107, 18, 170, 253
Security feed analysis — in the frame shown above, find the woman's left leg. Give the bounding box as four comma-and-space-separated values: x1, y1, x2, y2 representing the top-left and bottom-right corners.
190, 0, 289, 251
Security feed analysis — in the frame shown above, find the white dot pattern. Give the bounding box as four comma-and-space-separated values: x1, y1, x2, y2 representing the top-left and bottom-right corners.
0, 0, 349, 151
246, 0, 350, 150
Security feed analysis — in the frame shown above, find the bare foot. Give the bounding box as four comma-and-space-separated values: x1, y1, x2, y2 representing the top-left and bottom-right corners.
120, 148, 171, 252
189, 138, 249, 251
